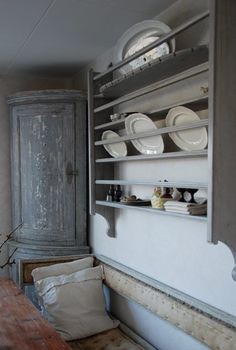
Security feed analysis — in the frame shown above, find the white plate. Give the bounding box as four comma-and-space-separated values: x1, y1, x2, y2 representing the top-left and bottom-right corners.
165, 106, 208, 151
113, 20, 175, 74
102, 130, 127, 158
125, 113, 164, 155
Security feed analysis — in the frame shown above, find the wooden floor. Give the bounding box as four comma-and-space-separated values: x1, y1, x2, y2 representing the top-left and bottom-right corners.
0, 278, 71, 350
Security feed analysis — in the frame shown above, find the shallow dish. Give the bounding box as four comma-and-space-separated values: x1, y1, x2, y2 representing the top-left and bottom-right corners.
102, 130, 127, 158
165, 106, 208, 151
113, 20, 175, 74
125, 113, 164, 155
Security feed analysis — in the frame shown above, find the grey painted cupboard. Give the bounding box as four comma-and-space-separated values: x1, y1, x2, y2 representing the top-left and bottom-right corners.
7, 90, 89, 281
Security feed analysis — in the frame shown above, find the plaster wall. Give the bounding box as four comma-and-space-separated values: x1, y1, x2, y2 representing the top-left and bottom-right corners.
74, 0, 236, 320
0, 75, 71, 276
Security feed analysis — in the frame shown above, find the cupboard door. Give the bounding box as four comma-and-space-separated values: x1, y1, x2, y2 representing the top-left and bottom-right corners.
11, 103, 76, 246
208, 0, 236, 278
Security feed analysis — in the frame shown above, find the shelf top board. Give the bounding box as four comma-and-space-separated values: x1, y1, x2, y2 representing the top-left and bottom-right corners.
99, 46, 209, 99
96, 200, 207, 222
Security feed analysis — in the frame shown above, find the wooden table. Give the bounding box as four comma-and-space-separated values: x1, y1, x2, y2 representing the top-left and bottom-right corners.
0, 278, 71, 350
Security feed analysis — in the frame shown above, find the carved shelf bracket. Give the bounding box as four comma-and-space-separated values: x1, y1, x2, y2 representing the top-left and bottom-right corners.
95, 206, 116, 238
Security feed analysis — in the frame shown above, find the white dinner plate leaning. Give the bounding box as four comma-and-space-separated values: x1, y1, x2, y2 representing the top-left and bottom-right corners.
165, 106, 208, 151
125, 113, 164, 155
113, 20, 175, 74
102, 130, 127, 158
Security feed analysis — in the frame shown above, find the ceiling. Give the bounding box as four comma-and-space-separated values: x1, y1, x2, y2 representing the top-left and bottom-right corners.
0, 0, 176, 78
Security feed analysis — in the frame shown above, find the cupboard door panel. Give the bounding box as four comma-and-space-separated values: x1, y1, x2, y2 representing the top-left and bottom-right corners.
12, 103, 76, 245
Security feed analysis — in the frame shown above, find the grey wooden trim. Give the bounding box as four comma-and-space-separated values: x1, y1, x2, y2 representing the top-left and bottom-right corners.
94, 63, 208, 113
7, 89, 86, 105
96, 255, 236, 349
8, 239, 90, 252
94, 10, 210, 80
94, 95, 208, 131
95, 119, 208, 146
75, 100, 88, 246
98, 255, 236, 328
96, 201, 207, 222
88, 70, 96, 215
96, 150, 208, 163
95, 180, 207, 189
207, 0, 216, 246
207, 0, 236, 280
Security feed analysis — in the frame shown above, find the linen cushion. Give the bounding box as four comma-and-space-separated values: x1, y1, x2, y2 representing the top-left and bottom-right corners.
32, 256, 93, 282
35, 265, 119, 341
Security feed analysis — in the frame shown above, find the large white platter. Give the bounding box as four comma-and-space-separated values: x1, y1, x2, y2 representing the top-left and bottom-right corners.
102, 130, 127, 158
165, 106, 208, 151
113, 20, 175, 74
125, 113, 164, 155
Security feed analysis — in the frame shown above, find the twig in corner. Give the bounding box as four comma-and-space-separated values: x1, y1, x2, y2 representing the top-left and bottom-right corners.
0, 248, 17, 269
0, 222, 23, 251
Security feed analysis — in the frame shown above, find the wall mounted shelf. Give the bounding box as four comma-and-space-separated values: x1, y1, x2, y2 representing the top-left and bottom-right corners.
88, 1, 236, 280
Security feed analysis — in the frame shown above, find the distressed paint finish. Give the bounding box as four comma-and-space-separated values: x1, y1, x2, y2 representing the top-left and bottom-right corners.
11, 103, 75, 245
8, 90, 89, 280
100, 262, 236, 350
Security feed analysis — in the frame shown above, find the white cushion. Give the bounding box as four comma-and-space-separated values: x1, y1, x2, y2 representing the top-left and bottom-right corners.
35, 266, 119, 340
32, 256, 94, 282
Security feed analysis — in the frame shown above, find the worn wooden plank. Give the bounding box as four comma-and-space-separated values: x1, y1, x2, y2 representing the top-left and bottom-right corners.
0, 278, 71, 350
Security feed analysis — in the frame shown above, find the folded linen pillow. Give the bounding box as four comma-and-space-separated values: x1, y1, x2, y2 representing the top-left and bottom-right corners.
32, 256, 94, 282
36, 265, 119, 340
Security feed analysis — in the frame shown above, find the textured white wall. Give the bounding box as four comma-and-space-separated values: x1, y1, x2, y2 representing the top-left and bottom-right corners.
74, 0, 236, 320
0, 75, 70, 276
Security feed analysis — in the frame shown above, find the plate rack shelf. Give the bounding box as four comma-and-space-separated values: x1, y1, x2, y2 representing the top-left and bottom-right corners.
88, 11, 209, 238
88, 0, 236, 280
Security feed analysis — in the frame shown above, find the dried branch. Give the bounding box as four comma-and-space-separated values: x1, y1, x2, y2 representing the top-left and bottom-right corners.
0, 248, 17, 269
0, 222, 23, 251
